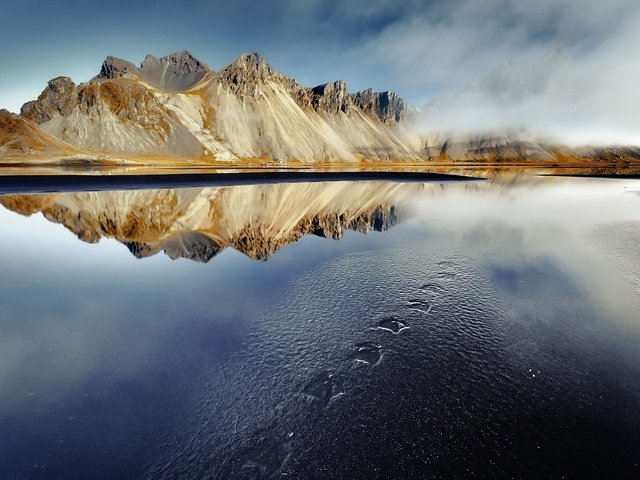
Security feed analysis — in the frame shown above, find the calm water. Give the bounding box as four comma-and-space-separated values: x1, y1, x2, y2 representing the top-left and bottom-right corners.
1, 177, 639, 479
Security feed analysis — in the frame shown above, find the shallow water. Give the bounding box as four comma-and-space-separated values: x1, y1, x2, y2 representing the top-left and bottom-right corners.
1, 177, 639, 479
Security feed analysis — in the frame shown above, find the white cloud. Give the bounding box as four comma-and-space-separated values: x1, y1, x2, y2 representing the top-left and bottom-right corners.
343, 0, 640, 144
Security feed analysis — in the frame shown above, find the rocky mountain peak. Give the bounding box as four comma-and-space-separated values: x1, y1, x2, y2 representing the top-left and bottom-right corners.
351, 89, 408, 124
98, 56, 139, 80
217, 52, 292, 94
138, 50, 211, 90
140, 50, 211, 76
47, 76, 76, 95
230, 52, 274, 74
310, 80, 351, 114
97, 51, 211, 90
157, 50, 210, 74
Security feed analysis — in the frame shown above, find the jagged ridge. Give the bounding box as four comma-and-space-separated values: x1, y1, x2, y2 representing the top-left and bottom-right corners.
12, 50, 420, 163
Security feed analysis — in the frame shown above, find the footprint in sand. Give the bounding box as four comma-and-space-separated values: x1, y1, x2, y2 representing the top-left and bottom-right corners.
351, 342, 383, 367
406, 298, 433, 314
374, 315, 410, 334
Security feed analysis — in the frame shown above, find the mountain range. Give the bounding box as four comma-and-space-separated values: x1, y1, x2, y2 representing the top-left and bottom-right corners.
1, 50, 639, 166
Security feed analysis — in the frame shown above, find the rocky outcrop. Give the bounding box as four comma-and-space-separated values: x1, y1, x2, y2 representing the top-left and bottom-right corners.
309, 81, 350, 115
21, 77, 77, 124
351, 89, 408, 124
98, 56, 139, 81
20, 74, 205, 157
76, 81, 171, 133
217, 52, 282, 93
1, 109, 31, 136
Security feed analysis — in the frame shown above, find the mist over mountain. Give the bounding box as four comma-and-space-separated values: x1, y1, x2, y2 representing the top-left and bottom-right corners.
420, 47, 640, 147
355, 0, 640, 147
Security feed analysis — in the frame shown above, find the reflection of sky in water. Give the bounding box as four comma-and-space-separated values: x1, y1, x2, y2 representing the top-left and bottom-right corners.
0, 178, 639, 479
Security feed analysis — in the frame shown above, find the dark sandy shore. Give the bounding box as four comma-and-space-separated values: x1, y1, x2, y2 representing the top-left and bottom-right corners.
0, 171, 481, 194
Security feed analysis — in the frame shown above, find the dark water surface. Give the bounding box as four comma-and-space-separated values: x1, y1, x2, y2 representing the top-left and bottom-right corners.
1, 178, 639, 479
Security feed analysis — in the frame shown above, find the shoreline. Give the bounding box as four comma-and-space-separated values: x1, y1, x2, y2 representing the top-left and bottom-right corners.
0, 162, 639, 194
0, 170, 482, 194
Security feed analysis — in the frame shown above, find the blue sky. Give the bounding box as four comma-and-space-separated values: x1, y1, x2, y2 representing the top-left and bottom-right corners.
2, 0, 640, 143
5, 0, 419, 112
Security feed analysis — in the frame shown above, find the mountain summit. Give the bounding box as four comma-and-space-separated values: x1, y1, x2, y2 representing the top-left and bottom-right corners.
98, 50, 212, 90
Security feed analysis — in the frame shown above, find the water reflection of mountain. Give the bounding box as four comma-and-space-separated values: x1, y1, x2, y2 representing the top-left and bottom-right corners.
0, 182, 428, 262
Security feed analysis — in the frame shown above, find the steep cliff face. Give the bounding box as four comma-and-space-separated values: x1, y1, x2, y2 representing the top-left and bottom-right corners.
351, 89, 409, 124
0, 182, 419, 262
11, 51, 421, 163
310, 81, 351, 115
